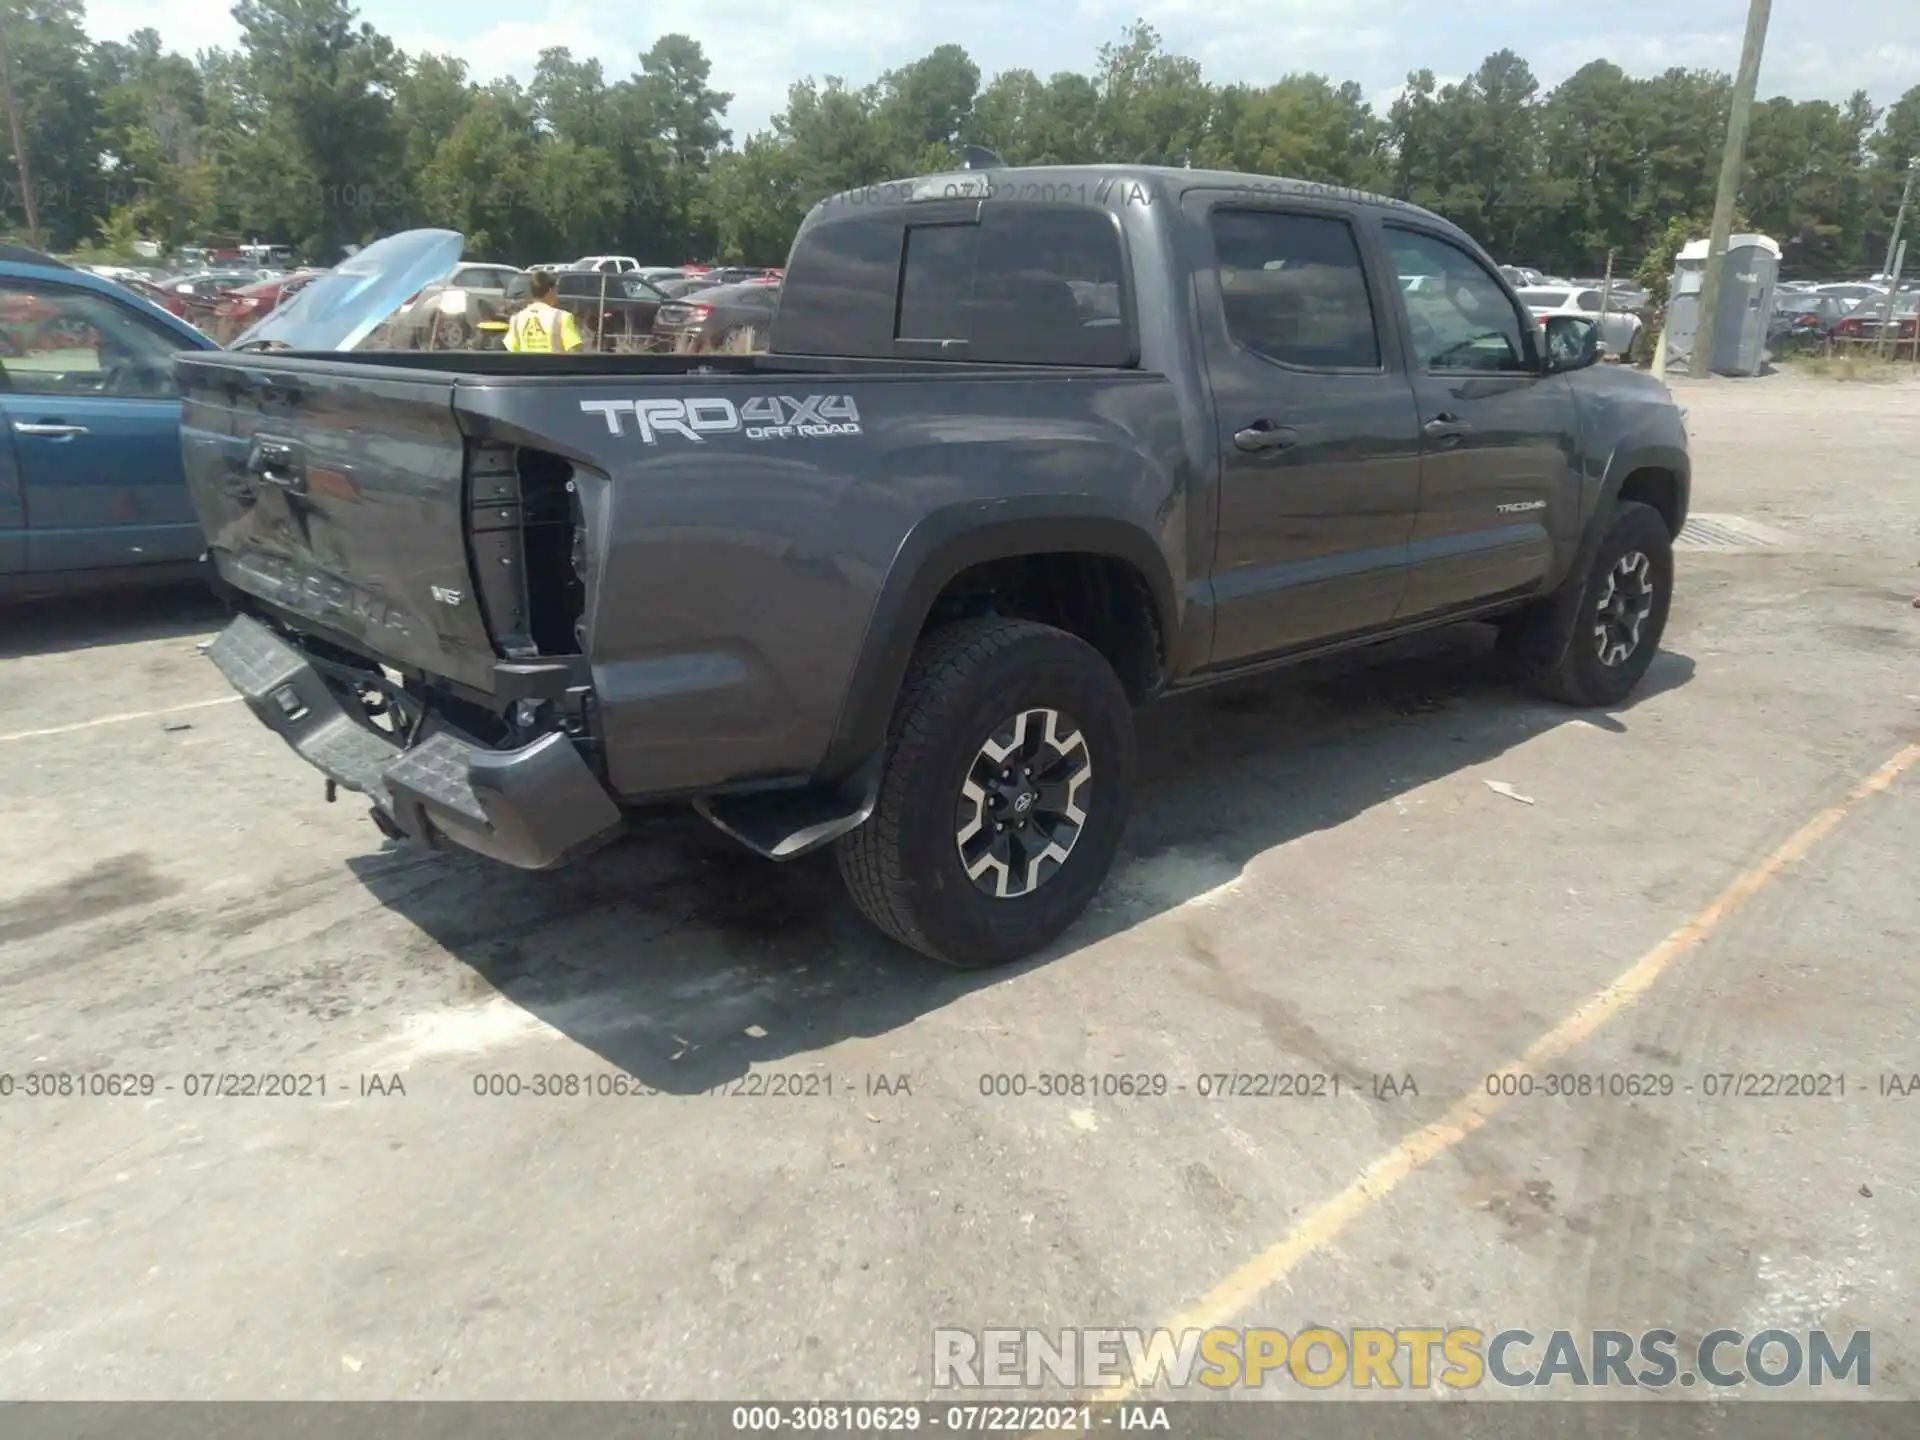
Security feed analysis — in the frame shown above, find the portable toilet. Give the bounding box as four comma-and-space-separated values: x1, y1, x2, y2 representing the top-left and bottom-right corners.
1663, 234, 1781, 376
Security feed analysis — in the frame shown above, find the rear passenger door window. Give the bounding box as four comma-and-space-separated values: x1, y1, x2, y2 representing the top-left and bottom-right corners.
1207, 210, 1382, 369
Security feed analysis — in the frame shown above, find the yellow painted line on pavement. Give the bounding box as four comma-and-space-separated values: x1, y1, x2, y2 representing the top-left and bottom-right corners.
0, 694, 242, 744
1094, 741, 1920, 1404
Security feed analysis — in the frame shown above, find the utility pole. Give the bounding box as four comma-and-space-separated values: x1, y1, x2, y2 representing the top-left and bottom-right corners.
1877, 239, 1906, 360
1599, 248, 1617, 358
1879, 156, 1917, 283
0, 10, 37, 248
1870, 160, 1916, 357
1689, 0, 1771, 379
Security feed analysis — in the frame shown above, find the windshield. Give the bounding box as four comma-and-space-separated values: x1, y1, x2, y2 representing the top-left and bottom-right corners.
1516, 289, 1570, 308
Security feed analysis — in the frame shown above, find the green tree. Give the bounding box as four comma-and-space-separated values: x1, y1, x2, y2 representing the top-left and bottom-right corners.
1198, 75, 1387, 188
1021, 72, 1101, 164
1864, 83, 1920, 275
1535, 61, 1647, 273
395, 53, 476, 187
91, 28, 215, 247
633, 34, 731, 171
530, 48, 609, 147
871, 43, 979, 173
1388, 51, 1557, 259
1633, 206, 1750, 303
1742, 96, 1875, 276
220, 0, 407, 257
0, 0, 105, 247
413, 86, 536, 256
1090, 21, 1212, 166
1629, 67, 1731, 260
965, 67, 1044, 161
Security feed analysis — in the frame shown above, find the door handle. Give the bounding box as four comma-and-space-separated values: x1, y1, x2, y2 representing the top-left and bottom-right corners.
1423, 414, 1472, 440
14, 421, 87, 438
1234, 420, 1299, 453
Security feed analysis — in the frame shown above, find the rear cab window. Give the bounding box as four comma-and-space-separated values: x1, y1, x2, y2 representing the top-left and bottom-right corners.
774, 202, 1136, 365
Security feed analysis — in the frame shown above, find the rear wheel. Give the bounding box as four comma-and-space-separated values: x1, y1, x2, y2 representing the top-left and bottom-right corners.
836, 618, 1136, 968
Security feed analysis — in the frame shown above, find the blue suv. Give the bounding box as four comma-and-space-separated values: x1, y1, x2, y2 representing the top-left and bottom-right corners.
0, 243, 222, 598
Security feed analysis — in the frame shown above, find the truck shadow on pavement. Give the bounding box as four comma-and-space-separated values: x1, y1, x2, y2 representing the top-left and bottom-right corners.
347, 624, 1694, 1095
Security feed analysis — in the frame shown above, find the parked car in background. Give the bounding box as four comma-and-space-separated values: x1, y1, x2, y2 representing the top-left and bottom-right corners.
1812, 281, 1888, 305
651, 274, 717, 299
500, 268, 671, 348
1514, 285, 1645, 359
423, 262, 522, 300
695, 266, 782, 287
0, 244, 222, 597
390, 261, 524, 346
1831, 293, 1919, 346
163, 270, 256, 296
647, 279, 780, 350
210, 269, 327, 344
159, 270, 257, 329
112, 275, 181, 313
1768, 292, 1849, 343
573, 254, 644, 273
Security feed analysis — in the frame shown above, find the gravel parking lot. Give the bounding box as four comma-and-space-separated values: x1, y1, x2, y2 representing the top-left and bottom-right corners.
3, 367, 1918, 1403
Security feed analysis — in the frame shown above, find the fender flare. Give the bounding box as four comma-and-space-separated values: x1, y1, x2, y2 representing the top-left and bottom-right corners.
1525, 438, 1690, 674
814, 497, 1179, 783
1577, 440, 1691, 578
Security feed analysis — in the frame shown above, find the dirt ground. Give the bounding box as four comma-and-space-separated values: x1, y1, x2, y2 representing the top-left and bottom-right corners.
1, 365, 1917, 1403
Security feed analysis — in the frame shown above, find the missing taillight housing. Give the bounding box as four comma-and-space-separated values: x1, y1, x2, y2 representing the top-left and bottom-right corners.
519, 447, 584, 655
464, 442, 584, 659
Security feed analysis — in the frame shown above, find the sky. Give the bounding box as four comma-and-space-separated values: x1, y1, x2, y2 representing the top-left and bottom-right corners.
80, 0, 1920, 144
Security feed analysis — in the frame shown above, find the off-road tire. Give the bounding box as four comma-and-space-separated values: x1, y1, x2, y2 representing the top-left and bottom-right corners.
836, 617, 1136, 968
1499, 499, 1673, 707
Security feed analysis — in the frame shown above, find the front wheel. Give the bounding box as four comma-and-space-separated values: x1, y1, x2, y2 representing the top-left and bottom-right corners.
1499, 500, 1674, 707
836, 618, 1136, 968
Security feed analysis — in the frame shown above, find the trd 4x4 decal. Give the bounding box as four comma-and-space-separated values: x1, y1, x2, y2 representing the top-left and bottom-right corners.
579, 395, 862, 443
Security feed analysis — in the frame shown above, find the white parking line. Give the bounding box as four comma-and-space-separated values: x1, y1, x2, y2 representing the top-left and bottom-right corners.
0, 694, 242, 744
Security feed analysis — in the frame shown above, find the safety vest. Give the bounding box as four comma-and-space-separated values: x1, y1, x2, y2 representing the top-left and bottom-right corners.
505, 301, 583, 353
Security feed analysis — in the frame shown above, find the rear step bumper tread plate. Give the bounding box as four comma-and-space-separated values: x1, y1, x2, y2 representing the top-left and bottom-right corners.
206, 613, 623, 870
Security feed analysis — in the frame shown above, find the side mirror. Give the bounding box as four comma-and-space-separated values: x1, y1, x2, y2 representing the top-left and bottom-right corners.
1542, 314, 1601, 372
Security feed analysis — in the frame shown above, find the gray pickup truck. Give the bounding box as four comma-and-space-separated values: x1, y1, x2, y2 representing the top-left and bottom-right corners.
180, 167, 1690, 968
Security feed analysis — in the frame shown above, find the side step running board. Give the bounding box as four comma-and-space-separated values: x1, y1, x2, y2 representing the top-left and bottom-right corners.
693, 754, 883, 861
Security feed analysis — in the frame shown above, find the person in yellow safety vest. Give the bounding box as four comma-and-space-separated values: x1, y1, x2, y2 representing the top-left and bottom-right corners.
504, 271, 584, 353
